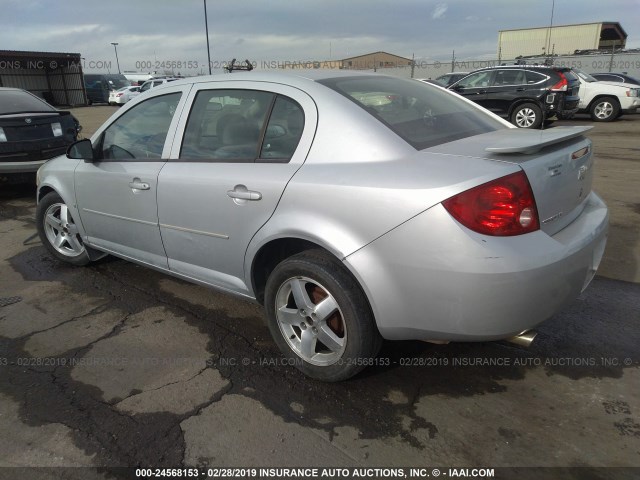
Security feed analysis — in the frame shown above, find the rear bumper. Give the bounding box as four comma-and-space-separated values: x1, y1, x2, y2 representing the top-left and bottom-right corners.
344, 191, 609, 341
0, 141, 68, 173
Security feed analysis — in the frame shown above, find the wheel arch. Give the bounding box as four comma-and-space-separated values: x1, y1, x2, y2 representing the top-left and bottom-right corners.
37, 185, 56, 204
250, 237, 337, 305
587, 94, 621, 111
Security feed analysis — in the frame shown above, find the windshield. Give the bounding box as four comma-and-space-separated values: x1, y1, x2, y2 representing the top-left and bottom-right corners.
573, 69, 597, 82
0, 89, 56, 114
319, 75, 505, 150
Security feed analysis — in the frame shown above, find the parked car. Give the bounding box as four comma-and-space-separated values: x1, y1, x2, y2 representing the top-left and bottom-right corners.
36, 72, 608, 381
572, 69, 640, 121
423, 72, 470, 87
0, 87, 81, 181
590, 72, 640, 86
84, 74, 130, 105
138, 77, 181, 94
448, 65, 580, 128
109, 86, 141, 105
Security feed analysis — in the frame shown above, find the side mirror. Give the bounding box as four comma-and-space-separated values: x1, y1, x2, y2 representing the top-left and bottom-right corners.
67, 139, 95, 161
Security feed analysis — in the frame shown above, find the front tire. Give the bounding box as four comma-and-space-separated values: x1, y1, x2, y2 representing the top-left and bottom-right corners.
36, 192, 91, 266
590, 97, 620, 122
264, 249, 382, 382
511, 103, 543, 129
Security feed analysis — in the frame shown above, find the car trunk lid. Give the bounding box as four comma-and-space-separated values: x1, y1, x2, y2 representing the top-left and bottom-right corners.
426, 126, 595, 236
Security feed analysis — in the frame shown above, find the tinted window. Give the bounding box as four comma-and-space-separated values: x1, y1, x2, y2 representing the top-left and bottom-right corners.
319, 76, 504, 150
524, 71, 546, 84
99, 93, 181, 160
0, 90, 55, 114
180, 89, 274, 161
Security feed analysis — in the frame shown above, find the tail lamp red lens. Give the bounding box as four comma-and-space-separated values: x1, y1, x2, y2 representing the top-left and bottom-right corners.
550, 72, 568, 92
442, 171, 540, 236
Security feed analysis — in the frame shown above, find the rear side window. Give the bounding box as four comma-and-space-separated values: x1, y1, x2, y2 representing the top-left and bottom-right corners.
524, 71, 546, 84
493, 69, 527, 85
319, 76, 504, 150
180, 90, 305, 162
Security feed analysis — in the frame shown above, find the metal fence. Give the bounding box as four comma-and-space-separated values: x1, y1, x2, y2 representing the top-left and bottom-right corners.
355, 52, 640, 81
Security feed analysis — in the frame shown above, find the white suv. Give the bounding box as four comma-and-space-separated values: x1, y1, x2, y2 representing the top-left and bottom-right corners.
573, 69, 640, 121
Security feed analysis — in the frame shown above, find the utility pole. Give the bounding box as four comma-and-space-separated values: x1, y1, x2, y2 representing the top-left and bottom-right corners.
451, 50, 455, 72
111, 42, 121, 74
204, 0, 212, 74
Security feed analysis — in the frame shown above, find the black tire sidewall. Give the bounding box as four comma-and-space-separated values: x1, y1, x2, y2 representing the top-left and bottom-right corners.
36, 192, 90, 266
264, 250, 381, 382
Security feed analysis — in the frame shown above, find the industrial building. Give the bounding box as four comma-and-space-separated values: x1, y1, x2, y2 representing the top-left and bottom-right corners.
497, 22, 627, 60
0, 50, 87, 106
279, 51, 413, 70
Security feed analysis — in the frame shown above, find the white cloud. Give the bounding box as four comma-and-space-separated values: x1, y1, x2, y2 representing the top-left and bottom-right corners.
432, 3, 448, 20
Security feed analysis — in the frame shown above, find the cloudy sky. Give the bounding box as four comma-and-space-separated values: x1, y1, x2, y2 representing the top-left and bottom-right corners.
1, 0, 639, 73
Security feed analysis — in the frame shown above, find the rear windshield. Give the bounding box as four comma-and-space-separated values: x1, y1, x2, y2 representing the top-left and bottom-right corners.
573, 69, 597, 82
0, 89, 55, 114
318, 76, 505, 150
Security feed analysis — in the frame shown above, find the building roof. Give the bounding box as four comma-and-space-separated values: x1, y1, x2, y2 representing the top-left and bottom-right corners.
499, 21, 627, 38
340, 51, 412, 62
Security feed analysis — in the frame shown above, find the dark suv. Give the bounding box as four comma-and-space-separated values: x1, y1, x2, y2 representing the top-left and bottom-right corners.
448, 65, 580, 128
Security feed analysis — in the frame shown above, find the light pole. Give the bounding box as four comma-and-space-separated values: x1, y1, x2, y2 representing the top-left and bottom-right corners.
204, 0, 212, 74
111, 42, 121, 74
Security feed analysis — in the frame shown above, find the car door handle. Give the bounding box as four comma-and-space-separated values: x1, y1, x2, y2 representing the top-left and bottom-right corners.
478, 90, 487, 94
516, 87, 526, 92
129, 180, 150, 191
227, 185, 262, 201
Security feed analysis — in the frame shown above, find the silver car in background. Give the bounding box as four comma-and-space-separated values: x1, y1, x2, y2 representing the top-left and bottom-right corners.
36, 71, 608, 381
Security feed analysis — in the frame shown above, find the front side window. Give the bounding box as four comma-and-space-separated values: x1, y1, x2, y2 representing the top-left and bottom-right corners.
180, 90, 305, 162
319, 75, 504, 150
99, 93, 181, 160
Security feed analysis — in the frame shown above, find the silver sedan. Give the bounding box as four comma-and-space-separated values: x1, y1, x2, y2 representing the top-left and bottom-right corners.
35, 71, 608, 381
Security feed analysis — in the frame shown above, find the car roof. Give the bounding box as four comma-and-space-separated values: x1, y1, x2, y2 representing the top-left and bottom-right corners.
156, 70, 405, 90
0, 87, 25, 92
472, 64, 563, 71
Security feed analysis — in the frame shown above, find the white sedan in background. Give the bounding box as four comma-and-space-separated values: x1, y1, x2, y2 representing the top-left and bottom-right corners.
108, 86, 140, 105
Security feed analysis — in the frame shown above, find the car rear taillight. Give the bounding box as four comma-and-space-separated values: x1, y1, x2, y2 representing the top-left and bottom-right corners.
442, 171, 540, 236
550, 72, 568, 92
116, 93, 123, 97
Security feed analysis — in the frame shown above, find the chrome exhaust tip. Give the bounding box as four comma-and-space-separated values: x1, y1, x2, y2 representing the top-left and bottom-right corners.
506, 330, 537, 347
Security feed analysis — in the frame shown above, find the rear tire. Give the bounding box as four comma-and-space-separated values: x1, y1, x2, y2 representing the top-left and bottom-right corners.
264, 249, 382, 382
590, 97, 620, 122
511, 103, 543, 129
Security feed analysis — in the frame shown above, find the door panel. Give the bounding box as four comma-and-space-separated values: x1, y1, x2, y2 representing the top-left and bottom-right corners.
75, 89, 191, 268
157, 82, 318, 294
451, 71, 494, 108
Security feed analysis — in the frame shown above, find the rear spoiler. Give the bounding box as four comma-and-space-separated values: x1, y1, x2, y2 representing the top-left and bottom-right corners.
485, 126, 593, 155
